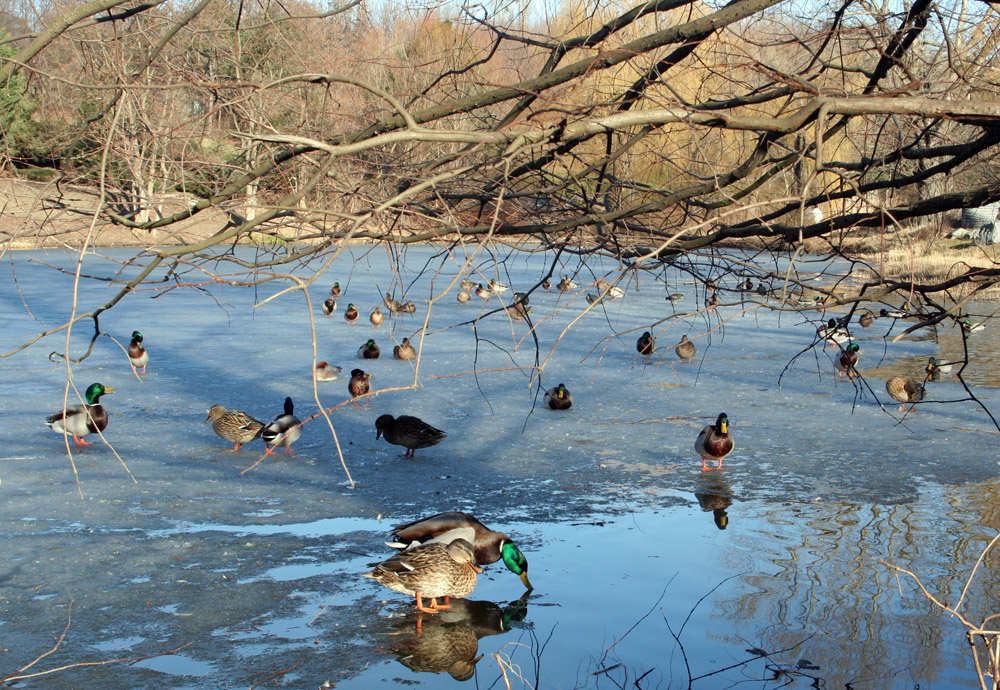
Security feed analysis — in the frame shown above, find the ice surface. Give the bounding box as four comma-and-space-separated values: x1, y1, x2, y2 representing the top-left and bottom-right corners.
0, 246, 998, 689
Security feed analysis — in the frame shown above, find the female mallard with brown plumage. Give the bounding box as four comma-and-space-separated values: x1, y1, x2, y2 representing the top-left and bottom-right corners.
835, 343, 861, 377
349, 369, 372, 406
544, 383, 572, 410
262, 396, 302, 454
695, 413, 733, 472
205, 404, 264, 451
885, 376, 925, 411
370, 307, 385, 328
387, 511, 532, 590
384, 293, 402, 313
457, 289, 471, 304
675, 334, 696, 362
128, 331, 148, 374
859, 311, 874, 328
375, 414, 446, 457
46, 382, 115, 446
394, 337, 416, 360
359, 339, 380, 359
636, 331, 655, 356
363, 538, 482, 613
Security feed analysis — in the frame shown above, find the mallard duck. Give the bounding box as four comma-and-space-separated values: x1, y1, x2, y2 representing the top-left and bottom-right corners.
835, 343, 861, 377
401, 301, 417, 314
962, 318, 986, 333
755, 283, 768, 297
926, 356, 953, 381
817, 318, 850, 346
394, 337, 416, 360
675, 334, 696, 362
636, 331, 655, 356
370, 307, 385, 328
557, 276, 577, 292
45, 382, 115, 446
384, 293, 402, 313
885, 376, 925, 411
322, 297, 337, 315
359, 339, 380, 359
859, 311, 874, 328
457, 289, 471, 304
705, 293, 719, 311
460, 278, 476, 291
387, 511, 532, 590
475, 284, 491, 301
666, 293, 684, 303
205, 404, 264, 451
262, 396, 302, 454
586, 292, 602, 305
742, 278, 754, 291
128, 331, 148, 374
389, 610, 482, 680
363, 538, 482, 613
375, 414, 447, 458
330, 282, 342, 297
695, 413, 733, 472
315, 361, 342, 381
344, 303, 359, 324
544, 383, 572, 410
880, 307, 907, 319
349, 369, 372, 406
542, 278, 551, 291
605, 285, 625, 300
489, 279, 508, 295
504, 293, 530, 320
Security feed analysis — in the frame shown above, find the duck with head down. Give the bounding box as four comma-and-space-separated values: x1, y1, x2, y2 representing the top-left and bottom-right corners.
387, 511, 533, 591
375, 414, 446, 457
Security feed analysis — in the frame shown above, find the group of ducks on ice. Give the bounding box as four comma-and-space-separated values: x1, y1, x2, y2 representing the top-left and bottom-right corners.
42, 277, 984, 614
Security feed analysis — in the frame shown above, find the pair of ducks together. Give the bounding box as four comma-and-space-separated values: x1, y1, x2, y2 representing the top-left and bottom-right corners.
364, 512, 532, 614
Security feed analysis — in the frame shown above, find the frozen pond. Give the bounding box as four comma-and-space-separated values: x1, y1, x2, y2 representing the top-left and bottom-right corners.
1, 245, 999, 689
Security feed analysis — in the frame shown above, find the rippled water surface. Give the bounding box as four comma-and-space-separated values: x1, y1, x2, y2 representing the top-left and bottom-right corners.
1, 247, 998, 689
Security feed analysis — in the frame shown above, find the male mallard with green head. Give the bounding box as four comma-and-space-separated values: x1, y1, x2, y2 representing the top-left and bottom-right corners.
637, 331, 655, 356
349, 369, 372, 406
330, 282, 342, 297
359, 339, 380, 359
46, 382, 115, 446
388, 511, 532, 590
322, 297, 337, 316
544, 383, 573, 410
128, 331, 148, 374
695, 413, 734, 472
363, 538, 482, 614
375, 414, 446, 457
394, 337, 416, 360
962, 318, 986, 333
925, 356, 953, 381
205, 404, 264, 451
675, 334, 696, 362
835, 343, 861, 377
262, 397, 302, 455
344, 303, 359, 324
475, 284, 491, 301
885, 376, 925, 411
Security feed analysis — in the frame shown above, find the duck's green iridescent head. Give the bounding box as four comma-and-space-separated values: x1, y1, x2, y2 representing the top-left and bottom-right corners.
556, 383, 568, 399
846, 343, 860, 353
131, 331, 143, 342
501, 541, 532, 590
85, 382, 115, 404
716, 412, 729, 434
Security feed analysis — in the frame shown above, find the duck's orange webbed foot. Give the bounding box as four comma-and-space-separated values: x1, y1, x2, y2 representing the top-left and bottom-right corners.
414, 593, 440, 614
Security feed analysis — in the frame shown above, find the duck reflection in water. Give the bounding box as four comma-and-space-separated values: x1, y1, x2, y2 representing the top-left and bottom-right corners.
695, 473, 734, 530
387, 595, 529, 681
